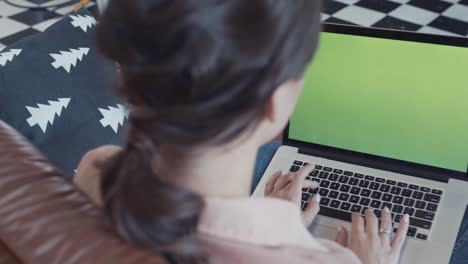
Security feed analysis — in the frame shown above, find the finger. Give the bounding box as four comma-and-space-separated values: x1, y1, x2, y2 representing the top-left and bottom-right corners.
335, 225, 349, 247
265, 170, 282, 195
351, 213, 365, 237
392, 214, 410, 254
274, 172, 293, 190
290, 164, 316, 191
380, 207, 393, 245
302, 180, 319, 190
365, 208, 379, 237
303, 194, 321, 226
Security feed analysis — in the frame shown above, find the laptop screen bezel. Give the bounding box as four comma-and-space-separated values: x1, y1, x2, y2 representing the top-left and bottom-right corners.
284, 23, 468, 181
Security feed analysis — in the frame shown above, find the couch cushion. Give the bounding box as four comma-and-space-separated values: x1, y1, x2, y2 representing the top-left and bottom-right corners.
0, 8, 127, 177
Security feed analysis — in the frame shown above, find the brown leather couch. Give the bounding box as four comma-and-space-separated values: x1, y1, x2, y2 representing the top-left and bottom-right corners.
0, 121, 165, 263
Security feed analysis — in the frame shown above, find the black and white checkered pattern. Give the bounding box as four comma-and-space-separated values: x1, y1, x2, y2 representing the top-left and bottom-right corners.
1, 0, 467, 51
322, 0, 468, 37
0, 0, 99, 50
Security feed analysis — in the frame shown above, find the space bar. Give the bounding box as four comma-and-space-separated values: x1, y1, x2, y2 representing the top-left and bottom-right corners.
319, 207, 352, 222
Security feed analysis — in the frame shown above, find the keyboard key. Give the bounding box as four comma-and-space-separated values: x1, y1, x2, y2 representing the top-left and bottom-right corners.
320, 197, 331, 206
432, 189, 443, 195
354, 173, 364, 179
320, 180, 331, 188
301, 202, 306, 210
371, 191, 382, 200
409, 184, 419, 190
382, 202, 392, 210
319, 206, 352, 222
359, 180, 370, 188
311, 178, 320, 184
394, 214, 403, 223
290, 165, 300, 172
415, 210, 435, 221
420, 187, 431, 193
344, 171, 353, 176
371, 200, 382, 209
404, 207, 415, 216
309, 170, 320, 177
294, 160, 303, 166
413, 191, 424, 200
404, 198, 415, 207
427, 203, 438, 212
401, 189, 412, 197
340, 202, 351, 211
306, 176, 312, 181
349, 178, 359, 186
415, 201, 426, 209
302, 193, 310, 201
370, 182, 380, 190
392, 205, 403, 214
391, 187, 402, 195
350, 187, 361, 195
316, 165, 323, 170
329, 173, 339, 181
360, 189, 371, 197
382, 194, 393, 202
330, 182, 340, 190
365, 175, 375, 181
339, 193, 350, 202
359, 198, 370, 206
397, 182, 408, 188
351, 204, 362, 213
304, 163, 309, 166
374, 209, 382, 218
330, 200, 341, 208
410, 217, 432, 229
338, 176, 349, 184
319, 189, 329, 197
329, 191, 339, 199
407, 227, 417, 237
386, 180, 397, 185
319, 172, 329, 179
340, 185, 351, 193
308, 188, 318, 195
349, 195, 360, 203
324, 167, 333, 172
416, 233, 428, 240
376, 177, 386, 183
333, 169, 343, 174
380, 184, 391, 193
392, 196, 404, 204
423, 193, 441, 203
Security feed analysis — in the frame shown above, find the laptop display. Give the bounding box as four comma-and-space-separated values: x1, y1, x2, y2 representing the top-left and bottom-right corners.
289, 31, 468, 173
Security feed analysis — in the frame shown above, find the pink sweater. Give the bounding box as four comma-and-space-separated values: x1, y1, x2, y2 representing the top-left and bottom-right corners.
198, 197, 362, 264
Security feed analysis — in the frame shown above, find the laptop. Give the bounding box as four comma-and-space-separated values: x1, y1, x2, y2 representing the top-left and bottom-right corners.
253, 23, 468, 264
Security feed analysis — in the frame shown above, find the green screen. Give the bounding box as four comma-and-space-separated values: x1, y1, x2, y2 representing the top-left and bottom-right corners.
290, 32, 468, 173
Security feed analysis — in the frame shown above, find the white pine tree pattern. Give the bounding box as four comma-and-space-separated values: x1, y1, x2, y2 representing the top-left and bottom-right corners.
50, 47, 90, 73
99, 104, 129, 133
70, 14, 96, 32
26, 98, 71, 133
0, 49, 22, 66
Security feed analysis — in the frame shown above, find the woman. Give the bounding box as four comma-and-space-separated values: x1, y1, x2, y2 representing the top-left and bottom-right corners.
75, 0, 410, 263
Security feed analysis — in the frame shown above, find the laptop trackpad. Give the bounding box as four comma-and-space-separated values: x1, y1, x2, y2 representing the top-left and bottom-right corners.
308, 222, 338, 241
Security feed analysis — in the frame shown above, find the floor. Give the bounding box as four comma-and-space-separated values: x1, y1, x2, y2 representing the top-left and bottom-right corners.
0, 0, 467, 51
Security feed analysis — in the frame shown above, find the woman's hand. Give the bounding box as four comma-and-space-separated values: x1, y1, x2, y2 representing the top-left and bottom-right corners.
336, 208, 410, 264
264, 164, 320, 226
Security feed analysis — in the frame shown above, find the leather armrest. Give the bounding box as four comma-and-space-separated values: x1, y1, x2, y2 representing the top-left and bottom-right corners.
0, 121, 165, 263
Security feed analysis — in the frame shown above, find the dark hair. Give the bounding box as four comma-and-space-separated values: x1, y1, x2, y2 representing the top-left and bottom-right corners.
96, 0, 322, 262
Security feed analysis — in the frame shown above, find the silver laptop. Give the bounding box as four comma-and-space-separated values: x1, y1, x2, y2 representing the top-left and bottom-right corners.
253, 24, 468, 264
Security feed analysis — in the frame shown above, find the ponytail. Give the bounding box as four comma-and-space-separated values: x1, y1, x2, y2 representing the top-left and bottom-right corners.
100, 125, 206, 263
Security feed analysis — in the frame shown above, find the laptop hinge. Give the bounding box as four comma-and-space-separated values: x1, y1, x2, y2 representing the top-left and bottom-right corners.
298, 147, 450, 184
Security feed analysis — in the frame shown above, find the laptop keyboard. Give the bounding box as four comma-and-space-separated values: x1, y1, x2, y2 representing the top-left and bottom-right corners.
291, 161, 443, 241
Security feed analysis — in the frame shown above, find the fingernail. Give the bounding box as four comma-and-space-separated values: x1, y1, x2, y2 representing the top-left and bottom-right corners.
338, 225, 344, 233
315, 194, 321, 203
384, 207, 390, 213
403, 214, 410, 223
